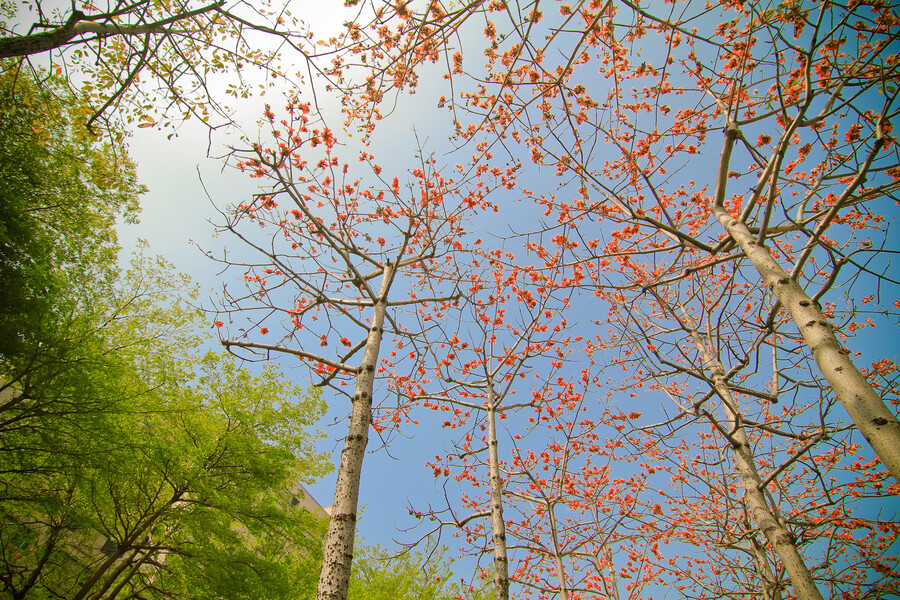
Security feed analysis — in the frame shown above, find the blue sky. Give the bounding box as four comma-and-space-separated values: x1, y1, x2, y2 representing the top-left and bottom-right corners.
117, 61, 494, 556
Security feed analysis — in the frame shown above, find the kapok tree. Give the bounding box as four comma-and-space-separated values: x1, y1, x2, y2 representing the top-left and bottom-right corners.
437, 0, 900, 483
400, 245, 668, 599
601, 267, 899, 598
303, 0, 900, 593
401, 244, 576, 600
212, 100, 507, 600
359, 0, 900, 594
497, 379, 663, 600
508, 200, 898, 596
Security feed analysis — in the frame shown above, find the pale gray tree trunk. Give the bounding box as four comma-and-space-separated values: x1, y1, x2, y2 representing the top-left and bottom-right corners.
679, 303, 824, 600
603, 547, 621, 600
548, 509, 569, 600
747, 528, 784, 600
713, 206, 900, 483
589, 548, 621, 600
315, 263, 393, 600
485, 379, 511, 600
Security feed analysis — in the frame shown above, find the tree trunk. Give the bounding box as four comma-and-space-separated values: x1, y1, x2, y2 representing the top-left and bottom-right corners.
680, 304, 824, 600
747, 527, 784, 600
485, 381, 511, 600
315, 263, 393, 600
11, 523, 62, 600
547, 504, 569, 600
713, 206, 900, 483
0, 2, 222, 59
88, 546, 143, 600
0, 12, 87, 58
70, 490, 181, 600
103, 544, 159, 599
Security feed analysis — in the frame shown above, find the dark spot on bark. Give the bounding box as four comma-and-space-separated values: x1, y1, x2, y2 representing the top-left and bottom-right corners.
778, 277, 790, 285
334, 512, 356, 522
806, 320, 816, 327
799, 300, 810, 307
365, 364, 374, 372
834, 366, 843, 372
775, 532, 796, 545
360, 391, 368, 399
873, 417, 889, 426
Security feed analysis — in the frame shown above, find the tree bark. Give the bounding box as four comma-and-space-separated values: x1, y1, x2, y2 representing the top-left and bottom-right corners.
88, 546, 144, 600
315, 263, 393, 600
0, 12, 161, 58
713, 206, 900, 483
0, 1, 222, 59
485, 381, 511, 600
103, 544, 159, 600
70, 491, 180, 600
548, 508, 569, 600
680, 304, 824, 600
747, 527, 784, 600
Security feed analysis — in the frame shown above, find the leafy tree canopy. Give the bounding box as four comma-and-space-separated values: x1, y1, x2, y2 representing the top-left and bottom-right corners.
0, 66, 141, 361
348, 543, 491, 600
0, 66, 331, 600
0, 248, 332, 600
0, 0, 334, 134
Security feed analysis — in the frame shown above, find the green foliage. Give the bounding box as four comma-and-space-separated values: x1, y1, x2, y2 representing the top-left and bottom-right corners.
0, 251, 331, 600
0, 67, 141, 361
347, 544, 492, 600
96, 351, 329, 600
0, 69, 330, 600
0, 1, 14, 27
